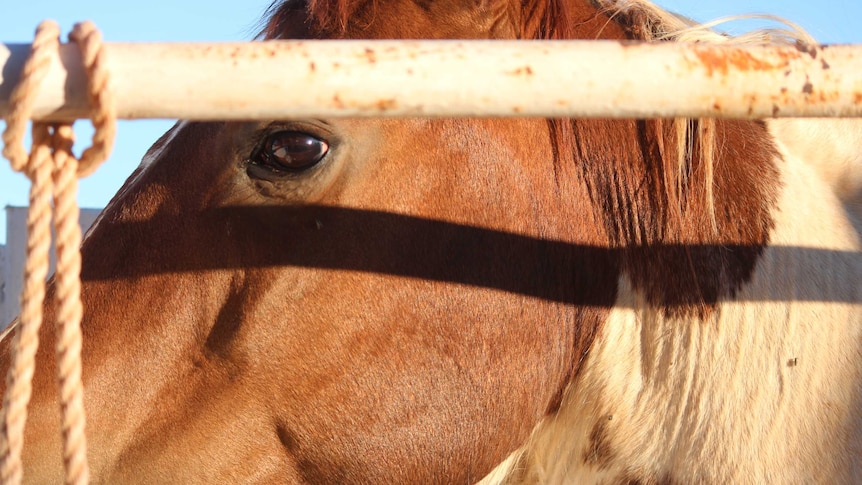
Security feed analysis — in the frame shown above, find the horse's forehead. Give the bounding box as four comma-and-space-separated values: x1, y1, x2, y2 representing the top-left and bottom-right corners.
266, 0, 521, 40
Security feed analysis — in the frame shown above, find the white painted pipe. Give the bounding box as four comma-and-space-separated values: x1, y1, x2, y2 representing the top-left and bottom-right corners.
1, 40, 861, 121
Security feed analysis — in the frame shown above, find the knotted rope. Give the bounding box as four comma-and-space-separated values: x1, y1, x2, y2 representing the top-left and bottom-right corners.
0, 20, 116, 485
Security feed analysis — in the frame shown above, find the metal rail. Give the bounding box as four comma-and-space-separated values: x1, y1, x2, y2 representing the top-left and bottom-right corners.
1, 40, 861, 121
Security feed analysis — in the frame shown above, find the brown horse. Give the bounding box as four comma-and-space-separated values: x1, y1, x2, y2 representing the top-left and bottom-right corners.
3, 0, 861, 483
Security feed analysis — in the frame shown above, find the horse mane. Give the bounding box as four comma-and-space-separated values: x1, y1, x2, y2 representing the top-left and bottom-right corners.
263, 0, 813, 44
586, 2, 813, 230
261, 0, 709, 40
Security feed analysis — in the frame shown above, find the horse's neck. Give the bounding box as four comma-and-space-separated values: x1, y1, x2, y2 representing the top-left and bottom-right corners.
490, 134, 862, 484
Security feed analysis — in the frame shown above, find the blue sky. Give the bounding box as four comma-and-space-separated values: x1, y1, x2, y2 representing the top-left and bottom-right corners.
2, 0, 861, 243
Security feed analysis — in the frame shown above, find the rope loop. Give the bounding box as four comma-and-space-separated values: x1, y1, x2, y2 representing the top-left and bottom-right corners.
69, 21, 116, 177
1, 21, 61, 175
0, 19, 117, 485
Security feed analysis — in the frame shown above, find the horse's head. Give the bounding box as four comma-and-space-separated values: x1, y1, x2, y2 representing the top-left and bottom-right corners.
2, 1, 803, 483
71, 120, 611, 483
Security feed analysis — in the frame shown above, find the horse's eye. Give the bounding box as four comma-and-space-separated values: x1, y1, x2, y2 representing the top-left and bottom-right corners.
253, 131, 329, 172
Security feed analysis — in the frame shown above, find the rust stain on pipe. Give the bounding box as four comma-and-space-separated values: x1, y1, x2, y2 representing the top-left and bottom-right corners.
508, 66, 534, 76
694, 47, 797, 77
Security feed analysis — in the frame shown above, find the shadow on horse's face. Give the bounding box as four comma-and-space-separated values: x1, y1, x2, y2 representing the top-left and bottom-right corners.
41, 110, 611, 483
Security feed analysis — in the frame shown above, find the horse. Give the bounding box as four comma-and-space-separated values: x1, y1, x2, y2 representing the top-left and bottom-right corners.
2, 0, 860, 483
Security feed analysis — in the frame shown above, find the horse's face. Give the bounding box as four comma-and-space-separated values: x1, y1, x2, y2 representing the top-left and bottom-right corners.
20, 36, 619, 485
76, 117, 599, 482
6, 2, 628, 482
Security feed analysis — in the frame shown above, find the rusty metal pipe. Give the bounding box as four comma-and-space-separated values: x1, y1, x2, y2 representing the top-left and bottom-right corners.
1, 40, 861, 121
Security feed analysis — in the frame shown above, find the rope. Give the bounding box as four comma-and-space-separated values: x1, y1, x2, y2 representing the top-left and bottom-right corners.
0, 20, 116, 485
